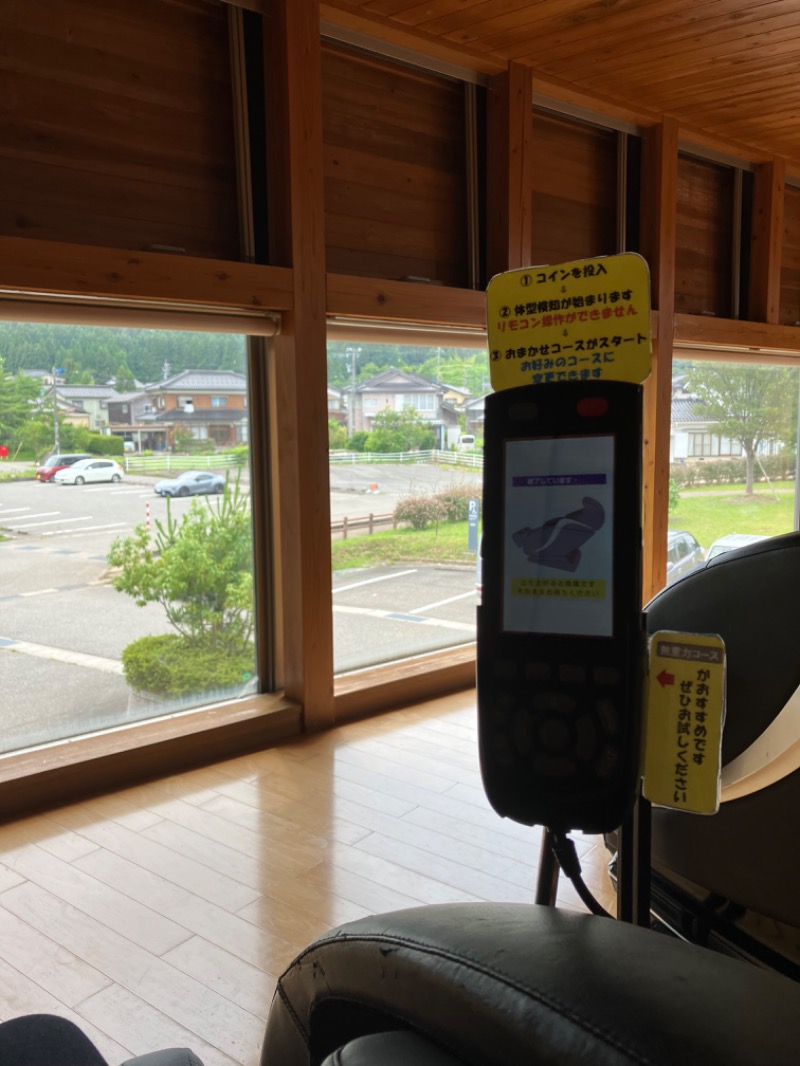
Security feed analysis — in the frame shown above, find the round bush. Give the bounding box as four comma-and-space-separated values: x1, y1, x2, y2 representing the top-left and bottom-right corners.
121, 633, 255, 697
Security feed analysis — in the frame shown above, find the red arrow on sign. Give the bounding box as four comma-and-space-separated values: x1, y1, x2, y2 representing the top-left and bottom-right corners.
657, 669, 675, 688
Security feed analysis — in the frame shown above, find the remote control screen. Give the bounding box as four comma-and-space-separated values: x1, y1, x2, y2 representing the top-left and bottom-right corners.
502, 435, 614, 637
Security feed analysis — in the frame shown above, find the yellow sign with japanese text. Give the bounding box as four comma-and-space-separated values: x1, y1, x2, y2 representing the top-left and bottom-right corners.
486, 253, 652, 392
642, 630, 726, 815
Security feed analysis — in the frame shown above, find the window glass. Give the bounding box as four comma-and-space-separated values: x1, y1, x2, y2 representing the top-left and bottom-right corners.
329, 340, 488, 673
665, 359, 799, 591
0, 321, 258, 754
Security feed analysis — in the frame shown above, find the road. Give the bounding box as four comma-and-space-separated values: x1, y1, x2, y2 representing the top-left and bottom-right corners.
0, 467, 478, 753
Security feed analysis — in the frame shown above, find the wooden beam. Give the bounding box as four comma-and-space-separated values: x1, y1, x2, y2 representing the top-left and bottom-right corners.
674, 313, 800, 353
266, 0, 335, 731
486, 63, 534, 278
0, 236, 293, 310
749, 159, 786, 324
640, 119, 678, 602
326, 274, 486, 328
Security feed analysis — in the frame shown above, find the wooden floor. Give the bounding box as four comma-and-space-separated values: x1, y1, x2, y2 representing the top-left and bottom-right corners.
0, 690, 616, 1065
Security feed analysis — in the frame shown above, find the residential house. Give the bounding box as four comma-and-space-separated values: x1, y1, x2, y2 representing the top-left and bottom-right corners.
52, 384, 117, 432
144, 369, 248, 448
344, 367, 459, 448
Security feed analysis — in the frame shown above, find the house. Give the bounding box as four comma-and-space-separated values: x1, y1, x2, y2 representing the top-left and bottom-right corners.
51, 384, 117, 432
344, 367, 458, 447
143, 369, 248, 448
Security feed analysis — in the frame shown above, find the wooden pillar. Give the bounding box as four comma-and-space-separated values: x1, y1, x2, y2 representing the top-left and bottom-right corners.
264, 0, 334, 729
486, 62, 534, 277
749, 159, 785, 324
639, 119, 678, 602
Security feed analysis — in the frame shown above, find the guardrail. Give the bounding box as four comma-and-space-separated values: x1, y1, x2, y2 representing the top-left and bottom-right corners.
331, 512, 396, 539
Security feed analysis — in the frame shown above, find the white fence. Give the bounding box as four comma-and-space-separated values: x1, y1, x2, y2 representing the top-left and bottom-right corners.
329, 449, 484, 470
124, 453, 243, 475
125, 449, 484, 475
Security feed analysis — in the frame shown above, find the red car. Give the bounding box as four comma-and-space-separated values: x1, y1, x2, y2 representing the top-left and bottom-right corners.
35, 453, 91, 482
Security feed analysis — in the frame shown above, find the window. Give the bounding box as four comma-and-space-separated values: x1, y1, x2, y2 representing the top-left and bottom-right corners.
665, 359, 799, 594
329, 337, 487, 674
0, 321, 261, 755
211, 395, 228, 407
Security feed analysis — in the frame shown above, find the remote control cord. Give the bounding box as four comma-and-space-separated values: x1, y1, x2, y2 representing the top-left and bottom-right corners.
550, 831, 614, 918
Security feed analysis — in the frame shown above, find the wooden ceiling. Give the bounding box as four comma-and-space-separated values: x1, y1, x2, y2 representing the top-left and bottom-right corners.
321, 0, 800, 167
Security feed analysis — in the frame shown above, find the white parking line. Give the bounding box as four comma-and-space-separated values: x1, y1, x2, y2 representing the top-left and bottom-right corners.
333, 569, 418, 594
333, 603, 475, 633
408, 590, 477, 614
0, 508, 32, 514
0, 638, 123, 675
13, 515, 91, 529
20, 588, 58, 597
42, 522, 128, 537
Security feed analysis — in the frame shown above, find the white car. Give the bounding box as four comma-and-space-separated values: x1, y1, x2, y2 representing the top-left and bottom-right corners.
706, 532, 769, 561
53, 458, 124, 485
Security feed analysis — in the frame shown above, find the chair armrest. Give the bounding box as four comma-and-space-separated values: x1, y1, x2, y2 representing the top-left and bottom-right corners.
262, 902, 800, 1066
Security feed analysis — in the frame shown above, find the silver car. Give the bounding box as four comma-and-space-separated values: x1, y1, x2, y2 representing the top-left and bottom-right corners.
154, 470, 226, 498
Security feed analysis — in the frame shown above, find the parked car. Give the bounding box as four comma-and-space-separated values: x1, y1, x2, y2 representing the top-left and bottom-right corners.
53, 458, 124, 485
35, 452, 91, 482
154, 470, 226, 497
666, 529, 704, 585
706, 532, 769, 561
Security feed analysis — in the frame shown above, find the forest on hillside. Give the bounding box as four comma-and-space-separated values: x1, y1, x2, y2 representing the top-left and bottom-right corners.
0, 322, 491, 397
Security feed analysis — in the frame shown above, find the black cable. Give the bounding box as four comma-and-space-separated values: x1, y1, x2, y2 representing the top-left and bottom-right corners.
549, 830, 615, 919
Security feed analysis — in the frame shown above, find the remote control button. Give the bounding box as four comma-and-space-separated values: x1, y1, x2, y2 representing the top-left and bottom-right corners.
524, 661, 551, 682
595, 743, 621, 780
574, 715, 599, 761
533, 754, 577, 779
533, 691, 577, 715
492, 659, 518, 681
538, 717, 571, 753
597, 698, 621, 735
558, 664, 586, 685
512, 709, 534, 754
593, 666, 621, 687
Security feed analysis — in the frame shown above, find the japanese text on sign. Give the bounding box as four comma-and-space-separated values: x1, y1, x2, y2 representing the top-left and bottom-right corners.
486, 253, 652, 392
643, 631, 726, 815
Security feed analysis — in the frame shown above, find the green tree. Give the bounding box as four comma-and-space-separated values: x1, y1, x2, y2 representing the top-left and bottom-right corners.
328, 419, 347, 449
687, 364, 797, 494
365, 407, 436, 453
107, 478, 253, 653
115, 362, 136, 392
0, 361, 40, 446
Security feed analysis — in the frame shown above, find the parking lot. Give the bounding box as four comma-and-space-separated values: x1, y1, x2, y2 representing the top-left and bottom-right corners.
0, 467, 478, 752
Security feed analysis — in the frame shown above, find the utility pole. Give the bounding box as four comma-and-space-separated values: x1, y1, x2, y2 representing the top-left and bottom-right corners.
52, 366, 64, 453
346, 346, 361, 439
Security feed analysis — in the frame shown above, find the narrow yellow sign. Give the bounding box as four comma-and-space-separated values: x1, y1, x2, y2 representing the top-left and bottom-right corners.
486, 253, 652, 392
642, 630, 726, 815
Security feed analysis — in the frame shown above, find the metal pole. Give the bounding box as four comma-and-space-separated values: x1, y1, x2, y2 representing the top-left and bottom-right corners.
52, 368, 60, 453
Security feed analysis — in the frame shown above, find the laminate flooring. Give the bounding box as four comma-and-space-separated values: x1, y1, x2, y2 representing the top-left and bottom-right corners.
0, 690, 616, 1065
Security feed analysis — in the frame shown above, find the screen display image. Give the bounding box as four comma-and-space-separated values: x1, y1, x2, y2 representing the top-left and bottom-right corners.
502, 435, 614, 637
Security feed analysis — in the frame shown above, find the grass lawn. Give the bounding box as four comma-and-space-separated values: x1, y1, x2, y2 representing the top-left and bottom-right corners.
332, 521, 476, 570
669, 487, 796, 549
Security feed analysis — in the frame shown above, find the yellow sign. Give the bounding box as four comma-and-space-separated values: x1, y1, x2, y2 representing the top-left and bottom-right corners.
486, 253, 652, 392
642, 630, 726, 815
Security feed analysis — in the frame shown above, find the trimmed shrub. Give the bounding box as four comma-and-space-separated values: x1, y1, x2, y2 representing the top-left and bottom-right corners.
121, 633, 255, 697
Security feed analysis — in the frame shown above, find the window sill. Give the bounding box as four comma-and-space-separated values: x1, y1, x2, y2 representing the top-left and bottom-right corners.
0, 692, 301, 819
334, 643, 476, 723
